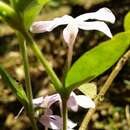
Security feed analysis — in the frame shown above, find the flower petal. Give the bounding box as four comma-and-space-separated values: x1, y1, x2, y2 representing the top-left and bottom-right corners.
40, 114, 63, 129
75, 95, 95, 108
78, 21, 113, 38
40, 112, 76, 130
67, 93, 78, 112
68, 119, 77, 129
44, 94, 61, 108
30, 15, 73, 33
33, 97, 44, 107
76, 7, 115, 24
63, 22, 79, 46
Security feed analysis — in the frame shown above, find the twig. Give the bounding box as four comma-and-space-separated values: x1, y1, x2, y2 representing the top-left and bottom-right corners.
79, 50, 130, 130
125, 105, 130, 129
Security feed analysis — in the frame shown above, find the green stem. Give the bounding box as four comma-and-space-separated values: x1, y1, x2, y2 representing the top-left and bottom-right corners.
61, 44, 73, 130
22, 30, 63, 92
62, 98, 68, 130
79, 50, 130, 130
17, 32, 38, 130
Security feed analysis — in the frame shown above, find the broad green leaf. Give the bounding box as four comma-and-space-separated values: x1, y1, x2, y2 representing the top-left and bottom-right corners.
10, 0, 49, 29
124, 11, 130, 31
65, 31, 130, 90
78, 83, 97, 99
0, 65, 28, 106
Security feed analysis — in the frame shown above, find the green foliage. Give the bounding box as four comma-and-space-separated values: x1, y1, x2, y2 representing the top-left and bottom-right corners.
78, 83, 97, 98
0, 1, 22, 30
9, 0, 33, 11
9, 0, 49, 29
65, 31, 130, 91
0, 65, 28, 107
124, 11, 130, 31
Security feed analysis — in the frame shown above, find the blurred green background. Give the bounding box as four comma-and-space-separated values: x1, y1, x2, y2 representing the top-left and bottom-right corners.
0, 0, 130, 130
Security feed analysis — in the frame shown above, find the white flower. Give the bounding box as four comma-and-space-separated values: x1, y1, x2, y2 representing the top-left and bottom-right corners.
33, 94, 76, 130
67, 92, 95, 112
30, 7, 115, 46
16, 92, 94, 129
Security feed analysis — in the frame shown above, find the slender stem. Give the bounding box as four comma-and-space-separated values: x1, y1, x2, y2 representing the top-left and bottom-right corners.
17, 32, 38, 130
60, 44, 73, 130
67, 45, 73, 70
22, 30, 63, 92
62, 98, 68, 130
79, 50, 130, 130
62, 45, 73, 85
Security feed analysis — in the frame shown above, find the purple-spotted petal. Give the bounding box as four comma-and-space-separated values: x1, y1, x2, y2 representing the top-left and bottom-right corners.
40, 109, 76, 130
32, 94, 60, 109
30, 15, 73, 33
63, 22, 79, 46
75, 95, 95, 108
39, 114, 63, 129
78, 21, 113, 38
76, 7, 115, 24
67, 93, 78, 112
43, 94, 61, 108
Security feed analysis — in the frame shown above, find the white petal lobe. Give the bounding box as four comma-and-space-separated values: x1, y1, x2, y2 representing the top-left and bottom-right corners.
63, 22, 79, 46
30, 15, 74, 33
97, 7, 116, 23
30, 21, 53, 33
78, 21, 113, 38
76, 95, 95, 108
76, 7, 115, 24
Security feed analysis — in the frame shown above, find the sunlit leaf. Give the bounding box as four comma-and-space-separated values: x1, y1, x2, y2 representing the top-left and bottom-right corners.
124, 11, 130, 31
78, 83, 97, 98
0, 65, 28, 107
65, 31, 130, 91
10, 0, 49, 29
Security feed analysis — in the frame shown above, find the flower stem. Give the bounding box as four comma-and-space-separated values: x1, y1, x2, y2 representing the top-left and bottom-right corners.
22, 30, 63, 92
17, 32, 38, 130
62, 98, 68, 130
62, 45, 73, 84
79, 50, 130, 130
67, 45, 73, 70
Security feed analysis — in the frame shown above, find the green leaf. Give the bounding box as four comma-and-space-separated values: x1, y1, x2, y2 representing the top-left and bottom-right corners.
124, 11, 130, 31
65, 31, 130, 90
9, 0, 33, 11
23, 1, 42, 29
78, 83, 97, 99
0, 1, 22, 30
0, 65, 28, 106
10, 0, 49, 29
